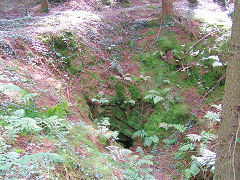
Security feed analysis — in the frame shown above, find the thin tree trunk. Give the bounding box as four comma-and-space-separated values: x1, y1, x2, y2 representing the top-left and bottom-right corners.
162, 0, 173, 17
41, 0, 49, 12
214, 1, 240, 179
126, 103, 130, 119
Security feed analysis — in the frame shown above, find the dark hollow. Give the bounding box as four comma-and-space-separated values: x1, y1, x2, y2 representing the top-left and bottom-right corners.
116, 133, 134, 148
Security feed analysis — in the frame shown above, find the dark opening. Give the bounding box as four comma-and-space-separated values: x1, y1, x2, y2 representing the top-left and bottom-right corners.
116, 133, 134, 148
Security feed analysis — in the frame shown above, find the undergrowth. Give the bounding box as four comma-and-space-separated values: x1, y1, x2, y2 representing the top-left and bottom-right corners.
0, 5, 231, 179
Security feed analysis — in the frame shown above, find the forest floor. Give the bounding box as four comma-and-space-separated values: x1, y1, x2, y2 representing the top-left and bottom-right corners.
0, 0, 231, 179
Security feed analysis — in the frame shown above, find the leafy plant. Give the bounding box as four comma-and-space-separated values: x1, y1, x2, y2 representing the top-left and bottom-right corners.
91, 91, 109, 104
0, 151, 65, 178
143, 135, 159, 147
97, 117, 119, 141
176, 130, 216, 179
20, 93, 38, 105
159, 123, 187, 133
204, 104, 221, 122
144, 90, 164, 104
0, 108, 70, 142
133, 130, 159, 147
44, 101, 69, 118
38, 115, 70, 136
0, 109, 42, 140
106, 146, 155, 179
132, 129, 147, 138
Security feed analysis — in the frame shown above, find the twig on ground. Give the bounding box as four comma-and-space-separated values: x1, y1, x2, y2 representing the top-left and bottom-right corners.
199, 75, 225, 104
143, 18, 163, 52
183, 31, 215, 58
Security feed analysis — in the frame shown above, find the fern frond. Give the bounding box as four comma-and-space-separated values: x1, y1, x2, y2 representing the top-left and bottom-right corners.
148, 90, 160, 95
187, 134, 202, 142
38, 116, 69, 135
136, 159, 153, 166
162, 87, 171, 93
0, 152, 20, 172
20, 93, 38, 104
0, 152, 65, 177
13, 109, 25, 117
159, 122, 171, 131
204, 111, 221, 122
171, 124, 187, 133
153, 96, 164, 104
106, 146, 132, 161
179, 143, 195, 152
201, 131, 216, 143
132, 130, 146, 138
19, 152, 65, 171
136, 146, 144, 155
144, 94, 155, 100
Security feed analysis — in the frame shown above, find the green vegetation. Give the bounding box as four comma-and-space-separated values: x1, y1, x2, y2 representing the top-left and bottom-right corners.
102, 0, 111, 5
146, 28, 155, 37
0, 1, 232, 178
40, 32, 92, 75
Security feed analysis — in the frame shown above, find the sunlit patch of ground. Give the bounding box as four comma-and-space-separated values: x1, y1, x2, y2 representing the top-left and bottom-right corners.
174, 0, 233, 28
33, 10, 102, 34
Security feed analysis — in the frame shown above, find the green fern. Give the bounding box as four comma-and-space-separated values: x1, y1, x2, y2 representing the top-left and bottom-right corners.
106, 146, 132, 161
159, 123, 187, 133
38, 115, 70, 136
185, 160, 200, 179
0, 152, 65, 178
186, 134, 202, 142
204, 111, 221, 122
106, 145, 155, 179
20, 93, 38, 104
136, 146, 144, 155
132, 129, 147, 138
143, 135, 159, 147
1, 109, 42, 140
19, 152, 65, 171
179, 143, 195, 152
0, 137, 10, 153
0, 109, 70, 142
171, 124, 187, 133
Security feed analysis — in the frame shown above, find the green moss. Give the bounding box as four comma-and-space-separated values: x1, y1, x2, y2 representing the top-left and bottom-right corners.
129, 84, 143, 100
98, 136, 108, 146
146, 20, 159, 28
204, 83, 225, 104
144, 103, 189, 137
138, 52, 161, 69
102, 0, 110, 5
146, 28, 154, 37
45, 32, 90, 74
115, 82, 127, 103
157, 32, 183, 53
128, 110, 144, 130
202, 68, 223, 88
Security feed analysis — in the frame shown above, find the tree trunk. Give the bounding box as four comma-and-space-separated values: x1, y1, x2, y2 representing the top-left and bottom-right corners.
41, 0, 49, 12
188, 0, 198, 3
126, 103, 130, 119
214, 1, 240, 179
162, 0, 173, 17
